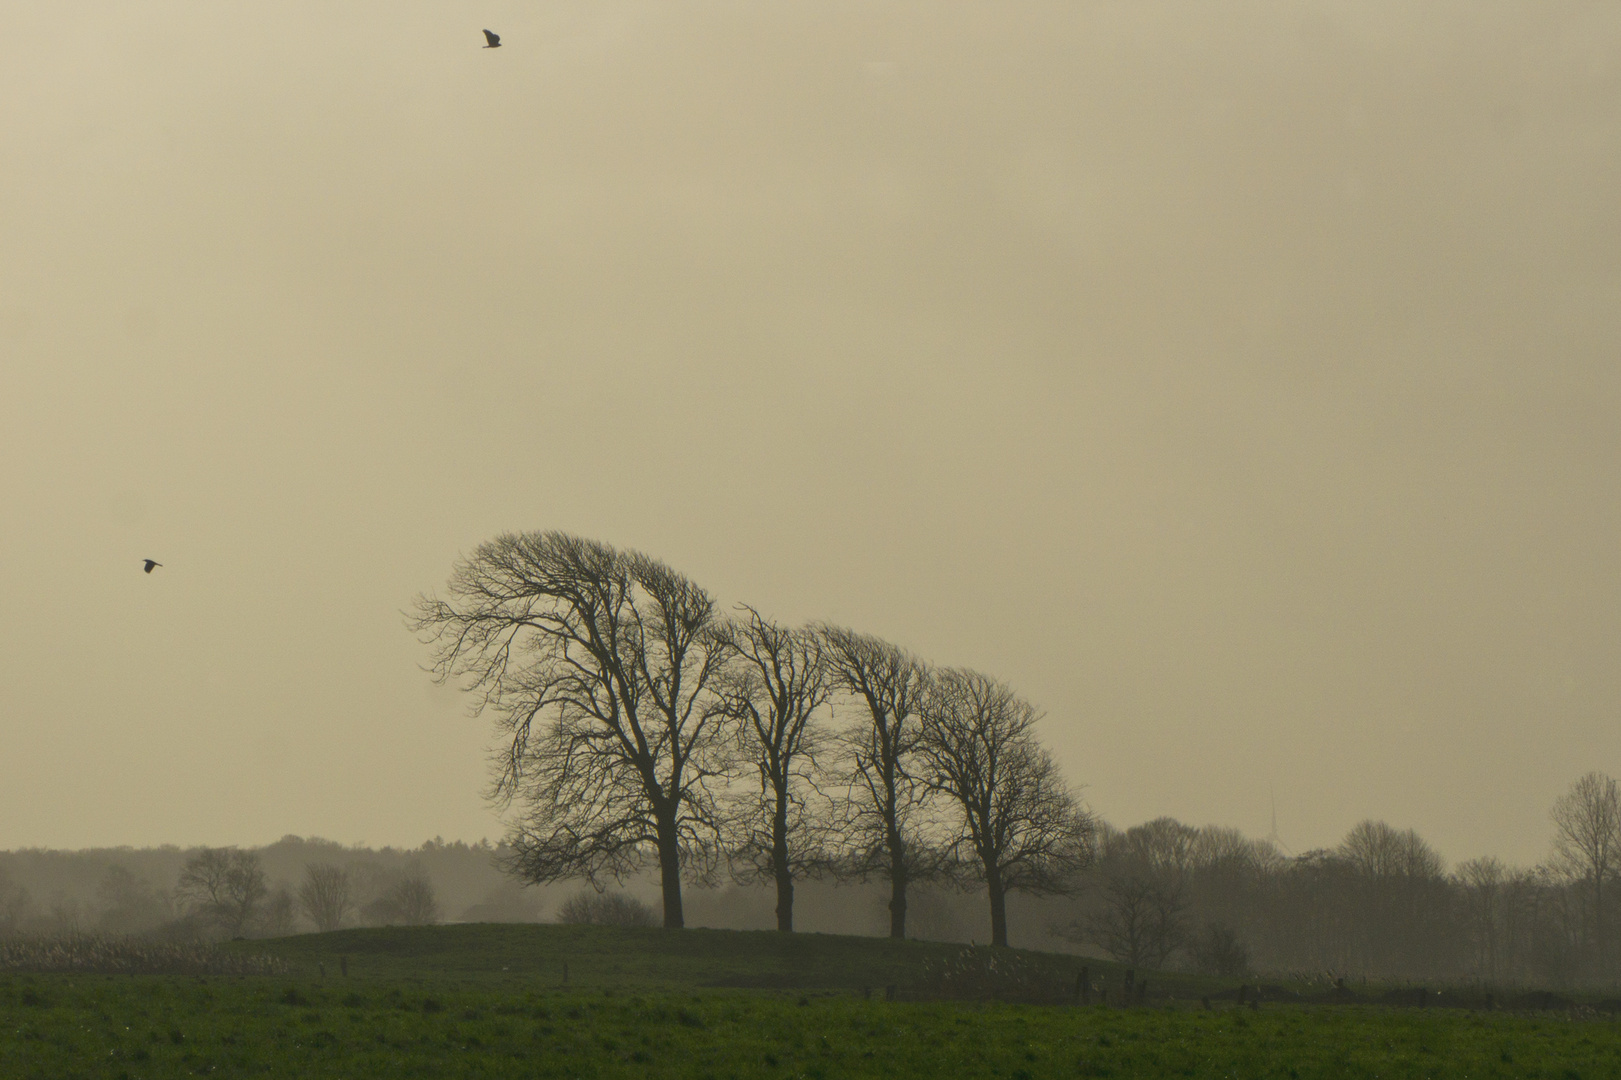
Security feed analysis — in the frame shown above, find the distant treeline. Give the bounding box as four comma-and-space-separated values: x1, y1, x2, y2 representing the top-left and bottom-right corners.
3, 773, 1617, 989
696, 782, 1621, 991
1022, 781, 1620, 990
0, 836, 555, 941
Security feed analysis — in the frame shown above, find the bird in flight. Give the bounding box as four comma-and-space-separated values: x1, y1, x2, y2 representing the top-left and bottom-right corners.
142, 559, 162, 574
482, 29, 501, 48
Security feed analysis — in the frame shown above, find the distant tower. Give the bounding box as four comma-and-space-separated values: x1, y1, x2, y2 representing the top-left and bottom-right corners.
1265, 786, 1292, 855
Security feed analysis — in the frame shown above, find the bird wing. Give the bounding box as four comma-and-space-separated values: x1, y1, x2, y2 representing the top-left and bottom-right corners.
483, 29, 500, 46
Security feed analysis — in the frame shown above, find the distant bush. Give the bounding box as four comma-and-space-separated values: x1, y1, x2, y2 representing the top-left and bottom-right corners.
0, 934, 290, 976
556, 891, 659, 928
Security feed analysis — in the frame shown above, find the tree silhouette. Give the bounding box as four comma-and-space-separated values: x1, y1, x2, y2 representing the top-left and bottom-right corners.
411, 531, 730, 929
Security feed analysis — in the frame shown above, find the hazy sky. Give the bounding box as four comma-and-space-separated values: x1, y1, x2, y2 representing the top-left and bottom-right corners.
3, 1, 1617, 867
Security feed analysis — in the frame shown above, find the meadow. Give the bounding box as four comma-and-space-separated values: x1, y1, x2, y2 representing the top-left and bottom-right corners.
3, 926, 1618, 1079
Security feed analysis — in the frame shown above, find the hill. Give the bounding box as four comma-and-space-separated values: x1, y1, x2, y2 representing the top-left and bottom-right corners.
237, 923, 1213, 1003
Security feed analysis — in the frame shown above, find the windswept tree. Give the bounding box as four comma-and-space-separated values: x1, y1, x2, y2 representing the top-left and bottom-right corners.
716, 607, 832, 932
816, 624, 937, 939
1550, 771, 1621, 975
411, 531, 732, 929
297, 863, 354, 933
919, 668, 1094, 947
176, 848, 267, 938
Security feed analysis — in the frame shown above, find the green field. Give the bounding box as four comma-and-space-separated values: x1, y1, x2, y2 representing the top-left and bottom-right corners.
3, 926, 1618, 1078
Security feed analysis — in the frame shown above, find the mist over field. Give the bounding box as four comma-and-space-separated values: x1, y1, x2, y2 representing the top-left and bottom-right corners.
2, 0, 1618, 932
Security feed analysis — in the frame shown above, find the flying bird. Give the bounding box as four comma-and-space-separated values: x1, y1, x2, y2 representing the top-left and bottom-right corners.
482, 29, 501, 48
142, 559, 162, 574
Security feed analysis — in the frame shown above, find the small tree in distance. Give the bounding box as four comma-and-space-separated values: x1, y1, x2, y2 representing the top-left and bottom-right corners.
1066, 818, 1200, 968
176, 849, 267, 938
1550, 771, 1621, 977
297, 863, 354, 933
363, 875, 441, 926
1190, 922, 1251, 977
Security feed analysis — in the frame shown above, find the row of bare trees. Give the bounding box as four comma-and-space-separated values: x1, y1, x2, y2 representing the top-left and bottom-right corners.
1060, 772, 1621, 986
178, 852, 441, 937
0, 849, 444, 941
411, 530, 1095, 946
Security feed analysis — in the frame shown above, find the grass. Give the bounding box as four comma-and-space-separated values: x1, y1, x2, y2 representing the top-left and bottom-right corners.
4, 975, 1620, 1079
3, 927, 1618, 1077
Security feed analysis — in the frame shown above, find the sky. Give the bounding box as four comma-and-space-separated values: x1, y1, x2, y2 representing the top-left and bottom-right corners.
2, 1, 1617, 868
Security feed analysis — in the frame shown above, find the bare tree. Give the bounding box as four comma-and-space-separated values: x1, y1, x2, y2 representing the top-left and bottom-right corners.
297, 863, 354, 933
176, 849, 267, 938
1340, 820, 1445, 880
261, 885, 297, 937
411, 531, 732, 929
1332, 820, 1451, 976
919, 668, 1094, 947
716, 607, 832, 932
816, 625, 937, 939
1054, 819, 1197, 968
1189, 922, 1251, 976
1550, 771, 1621, 974
391, 876, 441, 926
361, 874, 441, 926
1077, 860, 1188, 968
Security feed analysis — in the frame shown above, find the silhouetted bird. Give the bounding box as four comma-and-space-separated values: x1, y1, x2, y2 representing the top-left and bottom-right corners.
482, 29, 501, 48
143, 559, 162, 574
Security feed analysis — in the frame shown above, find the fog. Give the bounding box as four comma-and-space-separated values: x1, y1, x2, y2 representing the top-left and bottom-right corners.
2, 1, 1618, 867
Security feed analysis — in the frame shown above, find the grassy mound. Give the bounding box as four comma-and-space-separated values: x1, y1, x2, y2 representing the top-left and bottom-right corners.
237, 923, 1209, 1001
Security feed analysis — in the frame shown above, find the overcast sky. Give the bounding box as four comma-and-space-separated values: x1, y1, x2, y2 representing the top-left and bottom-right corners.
2, 1, 1617, 867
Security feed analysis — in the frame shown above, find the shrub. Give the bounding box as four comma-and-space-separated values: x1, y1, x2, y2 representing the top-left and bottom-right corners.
555, 891, 659, 928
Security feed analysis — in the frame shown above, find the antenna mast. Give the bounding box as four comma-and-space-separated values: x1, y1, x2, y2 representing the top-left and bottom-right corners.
1265, 786, 1292, 854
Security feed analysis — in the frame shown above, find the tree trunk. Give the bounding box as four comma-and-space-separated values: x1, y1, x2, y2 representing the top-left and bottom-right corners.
656, 820, 684, 930
889, 872, 908, 939
775, 871, 795, 933
773, 797, 794, 932
1594, 876, 1605, 978
888, 823, 914, 934
987, 867, 1008, 948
